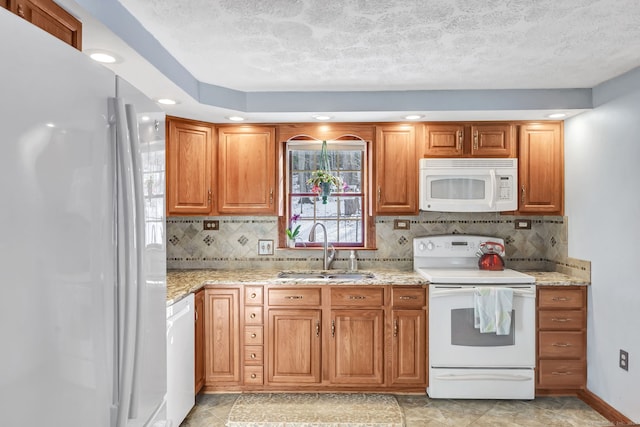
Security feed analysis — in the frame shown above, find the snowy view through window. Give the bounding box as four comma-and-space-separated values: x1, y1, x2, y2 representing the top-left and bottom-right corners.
288, 143, 365, 247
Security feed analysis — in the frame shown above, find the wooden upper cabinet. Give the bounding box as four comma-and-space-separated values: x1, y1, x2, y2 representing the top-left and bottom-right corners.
424, 123, 515, 157
375, 125, 418, 214
423, 124, 465, 157
217, 126, 276, 214
470, 123, 516, 157
518, 122, 564, 215
166, 117, 215, 216
9, 0, 82, 49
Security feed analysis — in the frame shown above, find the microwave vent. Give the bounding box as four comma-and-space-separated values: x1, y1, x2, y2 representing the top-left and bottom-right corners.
420, 158, 517, 169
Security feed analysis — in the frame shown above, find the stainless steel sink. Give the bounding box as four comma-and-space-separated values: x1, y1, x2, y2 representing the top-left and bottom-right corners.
277, 271, 374, 281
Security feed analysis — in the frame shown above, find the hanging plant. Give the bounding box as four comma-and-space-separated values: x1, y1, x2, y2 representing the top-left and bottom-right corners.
306, 140, 344, 204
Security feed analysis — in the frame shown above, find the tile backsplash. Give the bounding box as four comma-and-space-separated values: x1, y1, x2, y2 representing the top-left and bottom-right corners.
166, 212, 589, 279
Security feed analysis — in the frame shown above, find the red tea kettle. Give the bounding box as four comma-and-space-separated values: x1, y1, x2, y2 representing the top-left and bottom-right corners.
477, 241, 505, 271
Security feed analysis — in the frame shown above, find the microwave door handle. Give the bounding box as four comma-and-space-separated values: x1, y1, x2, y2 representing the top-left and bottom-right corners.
488, 169, 496, 209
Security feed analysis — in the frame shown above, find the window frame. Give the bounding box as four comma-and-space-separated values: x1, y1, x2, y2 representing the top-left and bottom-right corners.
280, 137, 376, 250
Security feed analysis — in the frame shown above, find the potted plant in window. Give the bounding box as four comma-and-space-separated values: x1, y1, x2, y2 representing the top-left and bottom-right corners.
285, 214, 301, 247
306, 141, 344, 204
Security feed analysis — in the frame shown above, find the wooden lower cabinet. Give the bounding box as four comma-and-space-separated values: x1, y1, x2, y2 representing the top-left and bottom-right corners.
536, 286, 587, 394
202, 284, 427, 392
204, 288, 240, 386
268, 309, 322, 384
194, 289, 205, 393
329, 309, 384, 385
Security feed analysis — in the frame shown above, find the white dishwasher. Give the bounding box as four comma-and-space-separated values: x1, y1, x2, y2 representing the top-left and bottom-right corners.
166, 293, 194, 427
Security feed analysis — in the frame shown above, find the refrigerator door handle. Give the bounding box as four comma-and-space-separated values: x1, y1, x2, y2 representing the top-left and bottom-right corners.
124, 103, 146, 421
113, 98, 140, 427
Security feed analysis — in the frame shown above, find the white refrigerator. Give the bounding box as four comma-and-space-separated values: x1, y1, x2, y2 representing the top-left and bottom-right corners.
0, 9, 167, 427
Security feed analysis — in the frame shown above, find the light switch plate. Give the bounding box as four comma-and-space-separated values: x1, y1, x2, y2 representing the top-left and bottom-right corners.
258, 239, 274, 255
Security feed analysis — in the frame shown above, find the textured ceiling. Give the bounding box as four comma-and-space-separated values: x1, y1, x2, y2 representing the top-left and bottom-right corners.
116, 0, 640, 92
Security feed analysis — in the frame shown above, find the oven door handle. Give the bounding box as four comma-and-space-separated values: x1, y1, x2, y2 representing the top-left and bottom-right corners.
430, 287, 536, 298
433, 373, 533, 382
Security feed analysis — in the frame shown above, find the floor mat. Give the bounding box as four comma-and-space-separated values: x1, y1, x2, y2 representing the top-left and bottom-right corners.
226, 393, 405, 427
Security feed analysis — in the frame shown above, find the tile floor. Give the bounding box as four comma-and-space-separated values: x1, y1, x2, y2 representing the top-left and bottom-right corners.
180, 393, 614, 427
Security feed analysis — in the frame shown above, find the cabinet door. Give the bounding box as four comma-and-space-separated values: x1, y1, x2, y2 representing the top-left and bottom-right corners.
375, 125, 418, 214
470, 123, 515, 157
217, 126, 276, 214
518, 123, 563, 214
268, 309, 322, 384
423, 124, 465, 157
391, 309, 426, 385
166, 118, 215, 215
329, 309, 384, 385
204, 288, 240, 385
194, 290, 205, 393
10, 0, 82, 49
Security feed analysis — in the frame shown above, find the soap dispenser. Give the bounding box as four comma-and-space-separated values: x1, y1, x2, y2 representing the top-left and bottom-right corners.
348, 250, 358, 271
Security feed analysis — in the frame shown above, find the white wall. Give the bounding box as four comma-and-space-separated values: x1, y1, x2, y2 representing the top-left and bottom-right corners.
565, 74, 640, 423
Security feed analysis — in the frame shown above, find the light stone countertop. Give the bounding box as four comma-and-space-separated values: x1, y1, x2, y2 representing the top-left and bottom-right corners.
166, 269, 589, 305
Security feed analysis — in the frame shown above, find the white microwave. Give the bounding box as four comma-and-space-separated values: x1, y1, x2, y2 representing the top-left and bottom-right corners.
419, 158, 518, 212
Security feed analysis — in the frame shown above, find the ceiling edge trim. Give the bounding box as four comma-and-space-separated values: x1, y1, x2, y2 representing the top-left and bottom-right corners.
74, 0, 594, 114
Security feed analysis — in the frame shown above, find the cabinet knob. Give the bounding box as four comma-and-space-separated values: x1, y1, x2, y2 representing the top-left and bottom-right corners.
250, 373, 257, 379
393, 319, 399, 337
250, 353, 256, 359
251, 293, 257, 299
251, 333, 257, 338
250, 313, 256, 319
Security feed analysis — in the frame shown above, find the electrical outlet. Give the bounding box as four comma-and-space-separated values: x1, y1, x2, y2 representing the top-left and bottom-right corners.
203, 220, 219, 231
514, 219, 532, 229
394, 219, 410, 230
620, 349, 629, 371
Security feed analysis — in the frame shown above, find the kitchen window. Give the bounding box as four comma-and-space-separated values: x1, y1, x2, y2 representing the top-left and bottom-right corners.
285, 139, 373, 248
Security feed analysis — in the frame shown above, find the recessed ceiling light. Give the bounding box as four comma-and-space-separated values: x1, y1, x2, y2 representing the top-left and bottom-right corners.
46, 123, 55, 128
227, 116, 245, 122
546, 113, 567, 119
404, 114, 423, 120
313, 115, 332, 121
157, 98, 178, 105
140, 116, 150, 122
87, 50, 120, 64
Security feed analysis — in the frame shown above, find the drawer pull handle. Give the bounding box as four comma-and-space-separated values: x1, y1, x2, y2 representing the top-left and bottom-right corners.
349, 295, 366, 300
251, 293, 257, 299
551, 318, 571, 322
251, 333, 257, 338
393, 319, 399, 337
250, 313, 256, 319
251, 373, 257, 379
552, 297, 570, 302
331, 320, 335, 337
250, 353, 256, 359
552, 342, 572, 347
551, 371, 572, 376
316, 321, 320, 337
285, 295, 304, 300
399, 296, 418, 300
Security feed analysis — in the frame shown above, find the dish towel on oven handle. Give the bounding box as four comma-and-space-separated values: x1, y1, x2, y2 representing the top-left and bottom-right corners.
474, 287, 514, 335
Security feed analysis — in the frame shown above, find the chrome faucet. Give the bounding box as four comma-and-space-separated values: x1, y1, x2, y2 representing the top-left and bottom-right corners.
309, 222, 335, 270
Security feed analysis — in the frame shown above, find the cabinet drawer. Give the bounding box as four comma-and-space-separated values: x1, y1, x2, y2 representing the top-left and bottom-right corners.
391, 287, 425, 308
245, 286, 264, 305
331, 287, 384, 306
244, 365, 264, 385
244, 306, 263, 324
268, 288, 321, 306
538, 288, 584, 309
538, 360, 586, 388
244, 326, 263, 345
243, 345, 263, 363
538, 310, 585, 330
539, 331, 585, 359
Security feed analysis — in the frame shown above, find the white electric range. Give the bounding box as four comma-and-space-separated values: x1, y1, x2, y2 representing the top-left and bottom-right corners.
414, 235, 536, 399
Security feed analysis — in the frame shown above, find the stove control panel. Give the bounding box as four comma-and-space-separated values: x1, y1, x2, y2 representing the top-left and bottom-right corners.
413, 235, 504, 258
